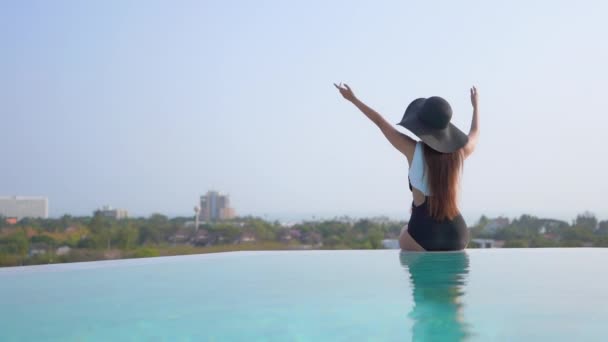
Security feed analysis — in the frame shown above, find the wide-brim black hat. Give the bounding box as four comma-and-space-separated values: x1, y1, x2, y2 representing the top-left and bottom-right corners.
396, 97, 469, 153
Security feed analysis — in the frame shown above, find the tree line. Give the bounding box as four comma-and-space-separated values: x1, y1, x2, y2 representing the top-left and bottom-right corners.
0, 213, 404, 267
1, 211, 607, 267
469, 212, 608, 247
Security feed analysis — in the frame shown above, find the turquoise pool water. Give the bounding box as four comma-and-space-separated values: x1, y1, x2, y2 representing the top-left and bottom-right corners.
1, 249, 607, 341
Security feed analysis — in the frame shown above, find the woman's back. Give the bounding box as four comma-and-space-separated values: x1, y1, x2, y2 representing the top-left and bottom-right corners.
406, 141, 469, 250
409, 141, 464, 220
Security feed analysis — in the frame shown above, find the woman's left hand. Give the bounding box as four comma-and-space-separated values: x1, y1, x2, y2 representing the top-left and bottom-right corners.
470, 86, 479, 110
334, 82, 356, 102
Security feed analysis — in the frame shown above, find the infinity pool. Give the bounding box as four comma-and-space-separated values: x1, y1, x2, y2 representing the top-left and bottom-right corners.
1, 249, 607, 341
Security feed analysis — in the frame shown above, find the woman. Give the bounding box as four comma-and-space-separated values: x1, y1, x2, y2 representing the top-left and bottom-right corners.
334, 83, 480, 251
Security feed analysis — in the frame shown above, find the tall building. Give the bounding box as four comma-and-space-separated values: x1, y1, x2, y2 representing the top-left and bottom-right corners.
96, 205, 129, 219
200, 191, 235, 221
0, 196, 49, 220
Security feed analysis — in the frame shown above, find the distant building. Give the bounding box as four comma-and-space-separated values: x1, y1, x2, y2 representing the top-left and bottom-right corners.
471, 239, 505, 248
170, 228, 192, 243
0, 196, 48, 220
543, 232, 559, 241
382, 239, 400, 249
96, 205, 128, 219
279, 229, 298, 242
29, 243, 48, 256
239, 232, 256, 243
56, 246, 71, 256
199, 191, 235, 221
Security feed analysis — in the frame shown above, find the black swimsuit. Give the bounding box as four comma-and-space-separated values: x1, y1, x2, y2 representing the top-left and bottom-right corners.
407, 178, 469, 251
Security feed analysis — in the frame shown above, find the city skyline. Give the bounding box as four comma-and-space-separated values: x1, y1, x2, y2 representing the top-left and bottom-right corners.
1, 191, 603, 227
2, 1, 607, 224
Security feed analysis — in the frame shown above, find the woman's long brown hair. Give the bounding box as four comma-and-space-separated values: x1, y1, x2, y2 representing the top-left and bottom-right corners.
422, 143, 464, 221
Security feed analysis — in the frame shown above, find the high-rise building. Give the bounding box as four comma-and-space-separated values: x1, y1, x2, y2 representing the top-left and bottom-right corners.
0, 196, 49, 220
95, 205, 129, 219
200, 191, 235, 221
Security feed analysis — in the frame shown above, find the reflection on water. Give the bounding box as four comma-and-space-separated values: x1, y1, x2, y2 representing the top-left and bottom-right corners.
400, 251, 472, 341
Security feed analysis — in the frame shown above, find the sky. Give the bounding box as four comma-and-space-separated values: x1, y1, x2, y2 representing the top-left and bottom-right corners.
1, 0, 607, 224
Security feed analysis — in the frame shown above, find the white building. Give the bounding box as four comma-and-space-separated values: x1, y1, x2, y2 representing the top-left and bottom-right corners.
96, 205, 129, 219
0, 196, 48, 220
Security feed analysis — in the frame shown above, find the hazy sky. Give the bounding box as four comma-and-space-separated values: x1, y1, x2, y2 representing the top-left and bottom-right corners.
2, 0, 607, 223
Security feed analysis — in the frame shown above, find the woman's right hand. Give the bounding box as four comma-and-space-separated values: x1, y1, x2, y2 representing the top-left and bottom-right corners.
334, 82, 357, 102
470, 86, 479, 110
464, 86, 480, 159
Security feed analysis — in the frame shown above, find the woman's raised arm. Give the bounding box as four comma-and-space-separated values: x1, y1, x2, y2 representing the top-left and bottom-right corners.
334, 82, 416, 163
463, 86, 480, 159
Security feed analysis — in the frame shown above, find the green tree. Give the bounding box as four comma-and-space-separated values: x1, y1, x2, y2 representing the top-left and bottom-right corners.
367, 228, 384, 249
562, 226, 594, 244
149, 213, 169, 225
59, 214, 73, 231
116, 224, 138, 250
214, 223, 241, 243
353, 219, 374, 235
476, 215, 489, 227
574, 212, 597, 231
529, 237, 558, 248
249, 220, 276, 241
597, 220, 608, 235
503, 239, 528, 248
6, 229, 30, 264
325, 235, 342, 248
138, 225, 162, 245
133, 247, 160, 258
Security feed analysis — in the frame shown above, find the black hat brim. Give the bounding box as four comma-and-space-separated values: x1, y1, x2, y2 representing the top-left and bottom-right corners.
396, 98, 469, 153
